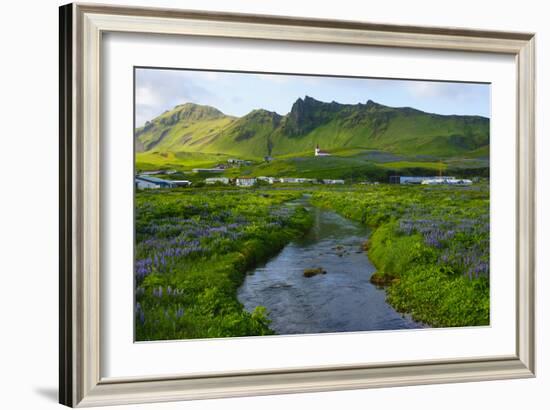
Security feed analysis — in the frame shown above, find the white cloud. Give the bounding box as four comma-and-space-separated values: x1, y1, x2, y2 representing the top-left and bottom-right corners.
136, 86, 161, 107
134, 68, 219, 126
406, 81, 446, 98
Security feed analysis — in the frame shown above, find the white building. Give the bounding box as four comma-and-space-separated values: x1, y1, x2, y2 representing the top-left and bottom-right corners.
139, 169, 176, 175
257, 176, 276, 184
422, 178, 472, 186
192, 168, 224, 173
322, 179, 345, 185
235, 177, 257, 187
171, 180, 192, 187
279, 178, 299, 184
135, 178, 159, 189
315, 144, 331, 157
279, 177, 316, 184
390, 176, 456, 185
205, 177, 230, 185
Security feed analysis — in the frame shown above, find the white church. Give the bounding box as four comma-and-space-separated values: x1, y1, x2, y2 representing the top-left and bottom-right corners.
315, 144, 331, 157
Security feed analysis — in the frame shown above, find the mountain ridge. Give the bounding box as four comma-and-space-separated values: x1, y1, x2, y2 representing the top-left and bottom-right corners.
135, 96, 489, 159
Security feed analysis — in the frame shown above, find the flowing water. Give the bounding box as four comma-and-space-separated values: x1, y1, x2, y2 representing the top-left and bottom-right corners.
237, 197, 423, 335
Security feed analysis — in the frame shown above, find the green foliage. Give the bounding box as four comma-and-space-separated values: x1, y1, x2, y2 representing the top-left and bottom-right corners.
135, 189, 313, 341
310, 183, 490, 327
387, 265, 490, 327
368, 223, 437, 275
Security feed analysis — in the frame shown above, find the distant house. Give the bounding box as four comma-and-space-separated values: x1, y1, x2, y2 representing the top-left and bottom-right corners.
192, 167, 224, 173
205, 177, 230, 185
264, 156, 273, 163
135, 175, 176, 189
171, 180, 192, 187
135, 178, 160, 190
422, 178, 472, 186
257, 176, 276, 184
139, 169, 177, 175
315, 144, 331, 157
235, 177, 257, 187
279, 177, 316, 184
389, 176, 456, 185
322, 179, 345, 185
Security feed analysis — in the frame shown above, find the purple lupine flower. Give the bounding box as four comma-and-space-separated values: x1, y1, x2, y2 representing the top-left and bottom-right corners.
135, 302, 145, 325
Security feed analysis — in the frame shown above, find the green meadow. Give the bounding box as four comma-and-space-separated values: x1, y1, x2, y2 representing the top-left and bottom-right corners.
135, 189, 312, 340
135, 182, 490, 340
134, 96, 490, 340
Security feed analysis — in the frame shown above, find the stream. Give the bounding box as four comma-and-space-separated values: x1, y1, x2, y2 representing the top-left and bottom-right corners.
237, 196, 423, 335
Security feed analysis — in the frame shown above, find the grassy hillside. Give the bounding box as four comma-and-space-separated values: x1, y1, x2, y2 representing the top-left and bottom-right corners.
135, 103, 236, 153
204, 109, 283, 159
135, 151, 232, 172
135, 97, 490, 162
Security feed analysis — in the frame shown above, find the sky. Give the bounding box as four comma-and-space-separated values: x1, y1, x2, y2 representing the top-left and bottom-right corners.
135, 68, 490, 127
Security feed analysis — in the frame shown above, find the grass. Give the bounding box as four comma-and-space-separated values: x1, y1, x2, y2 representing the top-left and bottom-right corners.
135, 182, 490, 340
135, 188, 312, 341
137, 116, 235, 153
379, 161, 447, 171
311, 183, 490, 327
135, 151, 233, 172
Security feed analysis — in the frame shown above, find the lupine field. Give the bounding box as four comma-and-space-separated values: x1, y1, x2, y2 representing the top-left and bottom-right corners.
311, 183, 490, 327
135, 188, 312, 341
136, 183, 490, 341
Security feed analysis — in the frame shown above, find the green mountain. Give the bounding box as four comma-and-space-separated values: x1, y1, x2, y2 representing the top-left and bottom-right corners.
135, 96, 489, 160
135, 103, 235, 152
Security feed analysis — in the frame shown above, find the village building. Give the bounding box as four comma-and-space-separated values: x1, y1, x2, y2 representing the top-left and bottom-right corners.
135, 178, 160, 190
192, 167, 224, 173
135, 175, 177, 189
322, 179, 345, 185
171, 180, 192, 187
279, 177, 316, 184
257, 176, 276, 184
422, 178, 472, 186
139, 169, 176, 176
205, 177, 230, 185
389, 176, 458, 185
314, 144, 331, 157
235, 177, 257, 187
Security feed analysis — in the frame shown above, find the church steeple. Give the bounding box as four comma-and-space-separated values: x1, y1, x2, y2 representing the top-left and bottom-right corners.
315, 143, 331, 157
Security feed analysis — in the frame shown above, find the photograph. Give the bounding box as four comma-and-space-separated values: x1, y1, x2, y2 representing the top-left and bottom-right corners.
54, 3, 537, 406
134, 68, 491, 342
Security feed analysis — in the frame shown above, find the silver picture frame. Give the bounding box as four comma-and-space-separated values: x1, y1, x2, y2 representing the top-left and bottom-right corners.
59, 3, 536, 407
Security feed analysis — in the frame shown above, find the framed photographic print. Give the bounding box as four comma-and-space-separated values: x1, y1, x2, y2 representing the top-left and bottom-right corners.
59, 3, 535, 407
